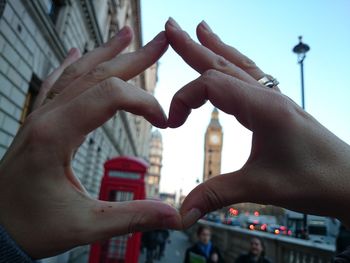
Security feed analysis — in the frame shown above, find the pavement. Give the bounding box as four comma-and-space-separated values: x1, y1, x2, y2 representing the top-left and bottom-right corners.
68, 230, 191, 263
138, 230, 191, 263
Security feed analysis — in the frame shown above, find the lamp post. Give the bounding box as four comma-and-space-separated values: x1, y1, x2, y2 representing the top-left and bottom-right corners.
293, 36, 310, 239
293, 36, 310, 109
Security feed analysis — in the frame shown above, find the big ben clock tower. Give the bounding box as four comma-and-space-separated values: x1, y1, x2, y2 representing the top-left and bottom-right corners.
203, 108, 223, 182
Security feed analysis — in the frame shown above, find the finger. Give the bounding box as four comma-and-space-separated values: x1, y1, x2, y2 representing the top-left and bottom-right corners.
50, 26, 133, 95
85, 31, 168, 82
57, 78, 167, 146
54, 32, 168, 105
165, 18, 256, 85
33, 48, 81, 110
180, 171, 247, 228
168, 70, 277, 129
196, 21, 265, 80
86, 200, 182, 242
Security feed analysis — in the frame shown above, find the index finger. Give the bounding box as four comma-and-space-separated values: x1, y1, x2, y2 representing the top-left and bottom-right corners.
196, 21, 265, 80
165, 18, 257, 85
168, 70, 275, 130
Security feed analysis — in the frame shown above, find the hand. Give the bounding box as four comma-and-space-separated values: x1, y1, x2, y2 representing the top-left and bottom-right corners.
0, 26, 182, 259
211, 253, 219, 262
165, 18, 350, 228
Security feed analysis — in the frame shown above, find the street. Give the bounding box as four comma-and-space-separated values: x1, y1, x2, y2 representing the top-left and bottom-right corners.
138, 231, 191, 263
68, 230, 191, 263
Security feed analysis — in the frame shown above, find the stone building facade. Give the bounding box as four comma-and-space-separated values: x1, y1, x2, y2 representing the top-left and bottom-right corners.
0, 0, 157, 261
145, 129, 163, 198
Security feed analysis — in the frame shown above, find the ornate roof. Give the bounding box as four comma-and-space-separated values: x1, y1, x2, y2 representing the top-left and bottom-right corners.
209, 108, 222, 128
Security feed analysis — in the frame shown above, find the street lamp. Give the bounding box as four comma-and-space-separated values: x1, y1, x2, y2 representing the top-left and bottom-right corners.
293, 36, 310, 109
293, 36, 310, 239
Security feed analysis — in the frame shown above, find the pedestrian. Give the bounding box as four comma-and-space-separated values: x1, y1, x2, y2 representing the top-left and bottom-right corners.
156, 229, 170, 260
184, 225, 224, 263
235, 237, 271, 263
142, 231, 159, 263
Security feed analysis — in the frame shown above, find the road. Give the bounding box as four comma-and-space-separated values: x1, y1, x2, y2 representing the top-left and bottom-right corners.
68, 230, 191, 263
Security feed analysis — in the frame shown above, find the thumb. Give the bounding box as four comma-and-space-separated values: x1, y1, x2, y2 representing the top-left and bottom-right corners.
180, 171, 248, 228
86, 200, 182, 243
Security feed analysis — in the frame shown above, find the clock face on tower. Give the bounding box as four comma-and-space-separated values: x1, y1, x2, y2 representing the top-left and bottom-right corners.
210, 134, 220, 144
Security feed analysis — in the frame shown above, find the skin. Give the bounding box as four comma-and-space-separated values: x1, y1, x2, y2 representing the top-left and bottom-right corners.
250, 238, 263, 258
198, 228, 219, 262
0, 26, 182, 258
1, 19, 350, 259
164, 18, 350, 228
198, 228, 211, 245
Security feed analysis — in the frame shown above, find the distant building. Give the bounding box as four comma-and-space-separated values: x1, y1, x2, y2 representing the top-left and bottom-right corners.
146, 129, 163, 198
203, 108, 223, 182
159, 192, 176, 207
0, 0, 156, 262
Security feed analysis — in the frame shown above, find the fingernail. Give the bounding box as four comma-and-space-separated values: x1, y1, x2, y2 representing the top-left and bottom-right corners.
116, 26, 131, 38
167, 17, 181, 30
67, 48, 77, 57
152, 31, 167, 44
201, 20, 212, 33
182, 208, 202, 228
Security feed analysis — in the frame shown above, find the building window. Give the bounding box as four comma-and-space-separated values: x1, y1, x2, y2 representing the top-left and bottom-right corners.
0, 0, 7, 18
48, 0, 66, 24
20, 74, 41, 124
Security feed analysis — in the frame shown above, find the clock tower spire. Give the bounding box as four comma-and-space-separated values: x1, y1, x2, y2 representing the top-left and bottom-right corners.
203, 108, 223, 182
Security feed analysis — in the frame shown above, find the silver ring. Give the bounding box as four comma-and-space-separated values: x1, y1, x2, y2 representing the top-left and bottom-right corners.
258, 75, 279, 88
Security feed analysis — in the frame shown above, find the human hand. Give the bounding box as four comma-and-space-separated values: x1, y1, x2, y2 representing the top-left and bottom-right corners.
165, 18, 350, 227
211, 252, 219, 262
0, 26, 182, 259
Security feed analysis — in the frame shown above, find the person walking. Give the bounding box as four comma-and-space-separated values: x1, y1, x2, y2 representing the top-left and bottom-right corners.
235, 237, 271, 263
184, 225, 224, 263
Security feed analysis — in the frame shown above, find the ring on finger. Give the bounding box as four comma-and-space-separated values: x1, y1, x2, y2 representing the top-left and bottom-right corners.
258, 75, 279, 89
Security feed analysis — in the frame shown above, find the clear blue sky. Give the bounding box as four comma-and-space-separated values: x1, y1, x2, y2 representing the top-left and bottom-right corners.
141, 0, 350, 195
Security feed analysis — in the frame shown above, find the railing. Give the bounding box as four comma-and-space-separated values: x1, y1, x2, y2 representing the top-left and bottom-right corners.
186, 220, 335, 263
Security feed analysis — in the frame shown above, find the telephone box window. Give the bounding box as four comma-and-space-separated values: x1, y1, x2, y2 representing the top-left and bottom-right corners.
108, 170, 141, 180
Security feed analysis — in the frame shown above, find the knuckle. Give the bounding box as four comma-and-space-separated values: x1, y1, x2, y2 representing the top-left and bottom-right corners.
269, 93, 302, 128
200, 183, 224, 212
202, 69, 220, 80
62, 64, 79, 78
128, 213, 146, 233
213, 56, 230, 71
88, 65, 107, 81
99, 79, 115, 97
94, 79, 119, 115
241, 57, 257, 70
201, 69, 222, 87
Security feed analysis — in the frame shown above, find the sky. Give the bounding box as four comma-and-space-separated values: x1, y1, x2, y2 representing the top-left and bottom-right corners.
140, 0, 350, 196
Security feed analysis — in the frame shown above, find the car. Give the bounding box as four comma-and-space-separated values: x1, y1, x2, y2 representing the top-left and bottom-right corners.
222, 217, 241, 227
204, 212, 221, 224
267, 224, 292, 236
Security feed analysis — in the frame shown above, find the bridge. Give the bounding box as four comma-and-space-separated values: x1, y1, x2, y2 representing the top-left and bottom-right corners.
186, 220, 335, 263
68, 220, 336, 263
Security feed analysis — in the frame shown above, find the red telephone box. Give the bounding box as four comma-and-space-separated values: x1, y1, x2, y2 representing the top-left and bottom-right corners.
88, 156, 148, 263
